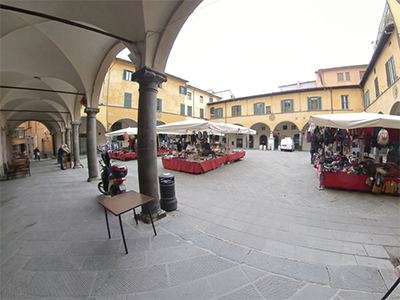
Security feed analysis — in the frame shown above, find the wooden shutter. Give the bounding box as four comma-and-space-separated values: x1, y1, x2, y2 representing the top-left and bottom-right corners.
124, 93, 132, 108
238, 105, 241, 116
307, 97, 311, 111
290, 99, 294, 112
254, 103, 257, 115
281, 100, 284, 113
317, 97, 321, 111
232, 106, 235, 117
123, 69, 127, 80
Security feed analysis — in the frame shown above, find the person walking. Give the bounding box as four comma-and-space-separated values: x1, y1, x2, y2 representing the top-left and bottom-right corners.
58, 144, 68, 170
34, 147, 40, 161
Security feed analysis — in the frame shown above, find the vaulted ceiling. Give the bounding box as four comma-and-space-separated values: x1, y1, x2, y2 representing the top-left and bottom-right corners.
0, 0, 202, 132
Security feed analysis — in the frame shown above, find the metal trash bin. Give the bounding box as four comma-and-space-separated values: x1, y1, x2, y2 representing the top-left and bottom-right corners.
159, 173, 177, 211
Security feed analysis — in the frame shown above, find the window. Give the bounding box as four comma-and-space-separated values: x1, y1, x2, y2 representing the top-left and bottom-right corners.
209, 96, 213, 103
291, 125, 296, 130
374, 78, 380, 97
386, 56, 397, 87
124, 92, 132, 108
307, 97, 321, 111
179, 85, 187, 95
187, 92, 192, 100
341, 95, 349, 110
157, 98, 162, 112
359, 71, 365, 80
123, 69, 134, 81
283, 125, 287, 130
200, 96, 203, 103
215, 108, 223, 118
266, 106, 271, 114
210, 107, 215, 118
180, 104, 185, 116
364, 90, 370, 108
187, 106, 192, 117
158, 83, 163, 89
200, 108, 204, 119
337, 73, 344, 82
345, 72, 350, 81
232, 105, 241, 117
281, 99, 294, 113
254, 102, 265, 115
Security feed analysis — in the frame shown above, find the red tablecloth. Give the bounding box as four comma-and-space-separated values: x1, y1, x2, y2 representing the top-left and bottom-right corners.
162, 151, 245, 174
109, 149, 174, 160
318, 165, 400, 192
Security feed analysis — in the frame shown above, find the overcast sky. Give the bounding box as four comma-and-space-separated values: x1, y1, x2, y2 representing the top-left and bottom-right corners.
119, 0, 387, 98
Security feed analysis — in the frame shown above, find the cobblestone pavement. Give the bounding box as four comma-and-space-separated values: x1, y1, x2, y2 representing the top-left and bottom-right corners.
1, 150, 399, 299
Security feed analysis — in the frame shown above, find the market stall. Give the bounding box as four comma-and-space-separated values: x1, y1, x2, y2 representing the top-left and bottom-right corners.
157, 120, 255, 174
162, 151, 245, 174
309, 113, 400, 194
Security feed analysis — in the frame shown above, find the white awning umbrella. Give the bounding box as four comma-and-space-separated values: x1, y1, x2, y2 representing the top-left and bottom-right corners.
105, 127, 137, 137
156, 119, 257, 135
309, 112, 400, 129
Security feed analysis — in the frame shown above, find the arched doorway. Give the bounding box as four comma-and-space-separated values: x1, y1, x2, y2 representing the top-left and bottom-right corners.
260, 135, 267, 148
249, 135, 254, 149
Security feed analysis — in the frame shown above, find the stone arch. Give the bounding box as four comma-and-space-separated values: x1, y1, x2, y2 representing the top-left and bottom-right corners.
389, 101, 400, 116
274, 121, 300, 150
251, 122, 272, 149
110, 118, 138, 131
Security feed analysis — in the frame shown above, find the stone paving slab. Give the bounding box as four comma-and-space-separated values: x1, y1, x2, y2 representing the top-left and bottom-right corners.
1, 151, 399, 299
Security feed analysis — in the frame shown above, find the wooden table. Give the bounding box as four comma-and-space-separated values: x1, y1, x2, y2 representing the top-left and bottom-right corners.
98, 190, 157, 254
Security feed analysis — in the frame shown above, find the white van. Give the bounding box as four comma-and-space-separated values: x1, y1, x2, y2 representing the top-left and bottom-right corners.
280, 137, 294, 151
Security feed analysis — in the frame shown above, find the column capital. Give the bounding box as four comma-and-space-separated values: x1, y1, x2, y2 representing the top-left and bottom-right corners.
65, 127, 72, 131
71, 120, 82, 126
84, 107, 100, 115
132, 66, 167, 89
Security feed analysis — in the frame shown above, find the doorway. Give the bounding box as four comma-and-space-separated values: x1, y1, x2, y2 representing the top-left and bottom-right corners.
237, 138, 243, 148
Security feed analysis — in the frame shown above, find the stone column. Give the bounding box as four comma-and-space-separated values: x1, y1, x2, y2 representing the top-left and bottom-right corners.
268, 132, 275, 151
65, 127, 72, 151
61, 129, 66, 145
132, 67, 167, 222
71, 120, 82, 168
84, 107, 99, 182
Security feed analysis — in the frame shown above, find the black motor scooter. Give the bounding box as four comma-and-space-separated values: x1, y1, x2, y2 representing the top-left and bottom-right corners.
98, 151, 128, 196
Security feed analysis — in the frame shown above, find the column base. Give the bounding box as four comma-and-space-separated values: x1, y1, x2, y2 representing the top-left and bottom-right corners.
139, 210, 167, 224
73, 163, 84, 169
87, 176, 98, 182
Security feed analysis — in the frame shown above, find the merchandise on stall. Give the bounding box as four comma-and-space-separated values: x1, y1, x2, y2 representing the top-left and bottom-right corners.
309, 113, 400, 194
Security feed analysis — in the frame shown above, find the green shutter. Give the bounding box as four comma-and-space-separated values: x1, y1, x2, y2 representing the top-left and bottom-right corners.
238, 105, 241, 116
386, 61, 391, 87
221, 108, 223, 118
180, 103, 185, 115
123, 69, 126, 80
307, 97, 311, 111
290, 99, 294, 112
231, 106, 234, 117
317, 97, 321, 111
124, 93, 132, 108
254, 103, 257, 115
390, 56, 397, 80
281, 100, 284, 113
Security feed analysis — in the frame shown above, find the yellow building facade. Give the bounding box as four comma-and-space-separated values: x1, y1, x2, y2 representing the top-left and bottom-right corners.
209, 85, 365, 150
362, 0, 400, 115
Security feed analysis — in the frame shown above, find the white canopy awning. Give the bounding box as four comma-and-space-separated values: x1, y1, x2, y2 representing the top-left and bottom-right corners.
105, 127, 137, 137
156, 119, 257, 135
309, 113, 400, 130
